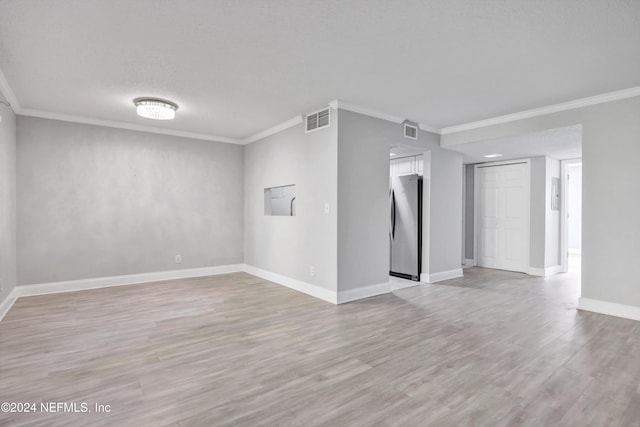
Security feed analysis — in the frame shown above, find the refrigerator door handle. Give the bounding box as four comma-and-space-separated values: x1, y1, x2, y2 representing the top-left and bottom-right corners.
389, 189, 394, 241
391, 190, 396, 240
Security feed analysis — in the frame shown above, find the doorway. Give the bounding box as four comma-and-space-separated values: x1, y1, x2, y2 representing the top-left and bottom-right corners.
561, 159, 582, 273
388, 146, 426, 288
474, 160, 531, 273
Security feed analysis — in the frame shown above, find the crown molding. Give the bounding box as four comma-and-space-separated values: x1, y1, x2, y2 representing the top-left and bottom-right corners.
333, 99, 404, 124
418, 123, 441, 134
4, 54, 639, 143
241, 114, 303, 144
19, 109, 242, 144
441, 86, 640, 135
331, 99, 442, 135
1, 64, 244, 143
0, 67, 21, 113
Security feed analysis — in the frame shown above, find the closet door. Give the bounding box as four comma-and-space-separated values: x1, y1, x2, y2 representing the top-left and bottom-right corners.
476, 162, 530, 273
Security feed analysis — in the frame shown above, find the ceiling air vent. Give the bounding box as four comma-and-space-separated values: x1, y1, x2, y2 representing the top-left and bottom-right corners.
404, 123, 418, 140
306, 107, 331, 133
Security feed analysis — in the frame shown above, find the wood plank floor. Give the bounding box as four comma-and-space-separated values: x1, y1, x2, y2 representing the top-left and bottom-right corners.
1, 266, 639, 426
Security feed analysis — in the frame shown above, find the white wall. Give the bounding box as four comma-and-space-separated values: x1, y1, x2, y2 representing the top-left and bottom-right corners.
442, 96, 640, 309
568, 164, 582, 252
17, 117, 244, 285
337, 109, 462, 290
0, 104, 16, 303
244, 110, 338, 292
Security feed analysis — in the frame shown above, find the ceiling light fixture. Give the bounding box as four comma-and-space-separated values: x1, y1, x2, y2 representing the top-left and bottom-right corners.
133, 97, 178, 120
484, 153, 503, 158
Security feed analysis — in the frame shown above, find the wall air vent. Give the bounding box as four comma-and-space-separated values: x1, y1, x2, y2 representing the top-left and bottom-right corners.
404, 123, 418, 140
306, 107, 331, 133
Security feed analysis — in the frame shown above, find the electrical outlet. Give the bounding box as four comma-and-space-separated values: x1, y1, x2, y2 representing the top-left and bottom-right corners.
309, 266, 316, 277
175, 254, 182, 264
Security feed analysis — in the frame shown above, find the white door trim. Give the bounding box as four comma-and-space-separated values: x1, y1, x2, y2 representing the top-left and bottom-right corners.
474, 158, 531, 273
560, 159, 582, 273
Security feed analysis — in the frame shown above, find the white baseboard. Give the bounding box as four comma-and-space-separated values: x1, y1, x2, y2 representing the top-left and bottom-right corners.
463, 259, 476, 267
243, 264, 337, 304
4, 263, 410, 316
17, 264, 245, 297
528, 265, 562, 277
390, 277, 420, 291
0, 288, 19, 322
421, 268, 464, 283
337, 282, 390, 304
578, 297, 640, 322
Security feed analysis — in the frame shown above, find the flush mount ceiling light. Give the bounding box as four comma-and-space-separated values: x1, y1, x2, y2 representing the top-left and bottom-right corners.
484, 153, 503, 158
133, 97, 178, 120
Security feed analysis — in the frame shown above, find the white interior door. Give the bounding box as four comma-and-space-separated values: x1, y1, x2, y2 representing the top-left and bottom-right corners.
476, 161, 530, 273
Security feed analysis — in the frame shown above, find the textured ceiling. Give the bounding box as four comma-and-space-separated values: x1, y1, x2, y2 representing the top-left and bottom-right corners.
0, 0, 639, 140
447, 125, 583, 164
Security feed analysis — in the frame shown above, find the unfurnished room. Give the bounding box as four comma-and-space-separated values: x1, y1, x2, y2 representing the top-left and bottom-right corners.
1, 1, 640, 426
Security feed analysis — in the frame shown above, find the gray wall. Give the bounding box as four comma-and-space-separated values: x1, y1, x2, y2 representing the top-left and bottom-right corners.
337, 110, 398, 290
244, 110, 338, 291
17, 117, 244, 285
0, 104, 16, 301
428, 148, 463, 274
337, 109, 462, 291
442, 96, 640, 307
529, 156, 546, 269
568, 165, 582, 251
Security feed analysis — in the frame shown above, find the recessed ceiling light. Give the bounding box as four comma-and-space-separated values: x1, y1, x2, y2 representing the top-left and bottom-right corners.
484, 153, 503, 158
390, 153, 398, 157
133, 97, 178, 120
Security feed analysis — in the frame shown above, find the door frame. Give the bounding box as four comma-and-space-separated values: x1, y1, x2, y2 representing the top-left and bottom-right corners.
474, 158, 531, 273
560, 158, 582, 273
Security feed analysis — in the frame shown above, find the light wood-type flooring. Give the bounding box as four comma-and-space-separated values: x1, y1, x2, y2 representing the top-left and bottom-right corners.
1, 264, 639, 426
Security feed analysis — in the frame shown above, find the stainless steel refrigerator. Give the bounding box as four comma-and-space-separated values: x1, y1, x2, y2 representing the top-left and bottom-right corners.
389, 174, 423, 280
